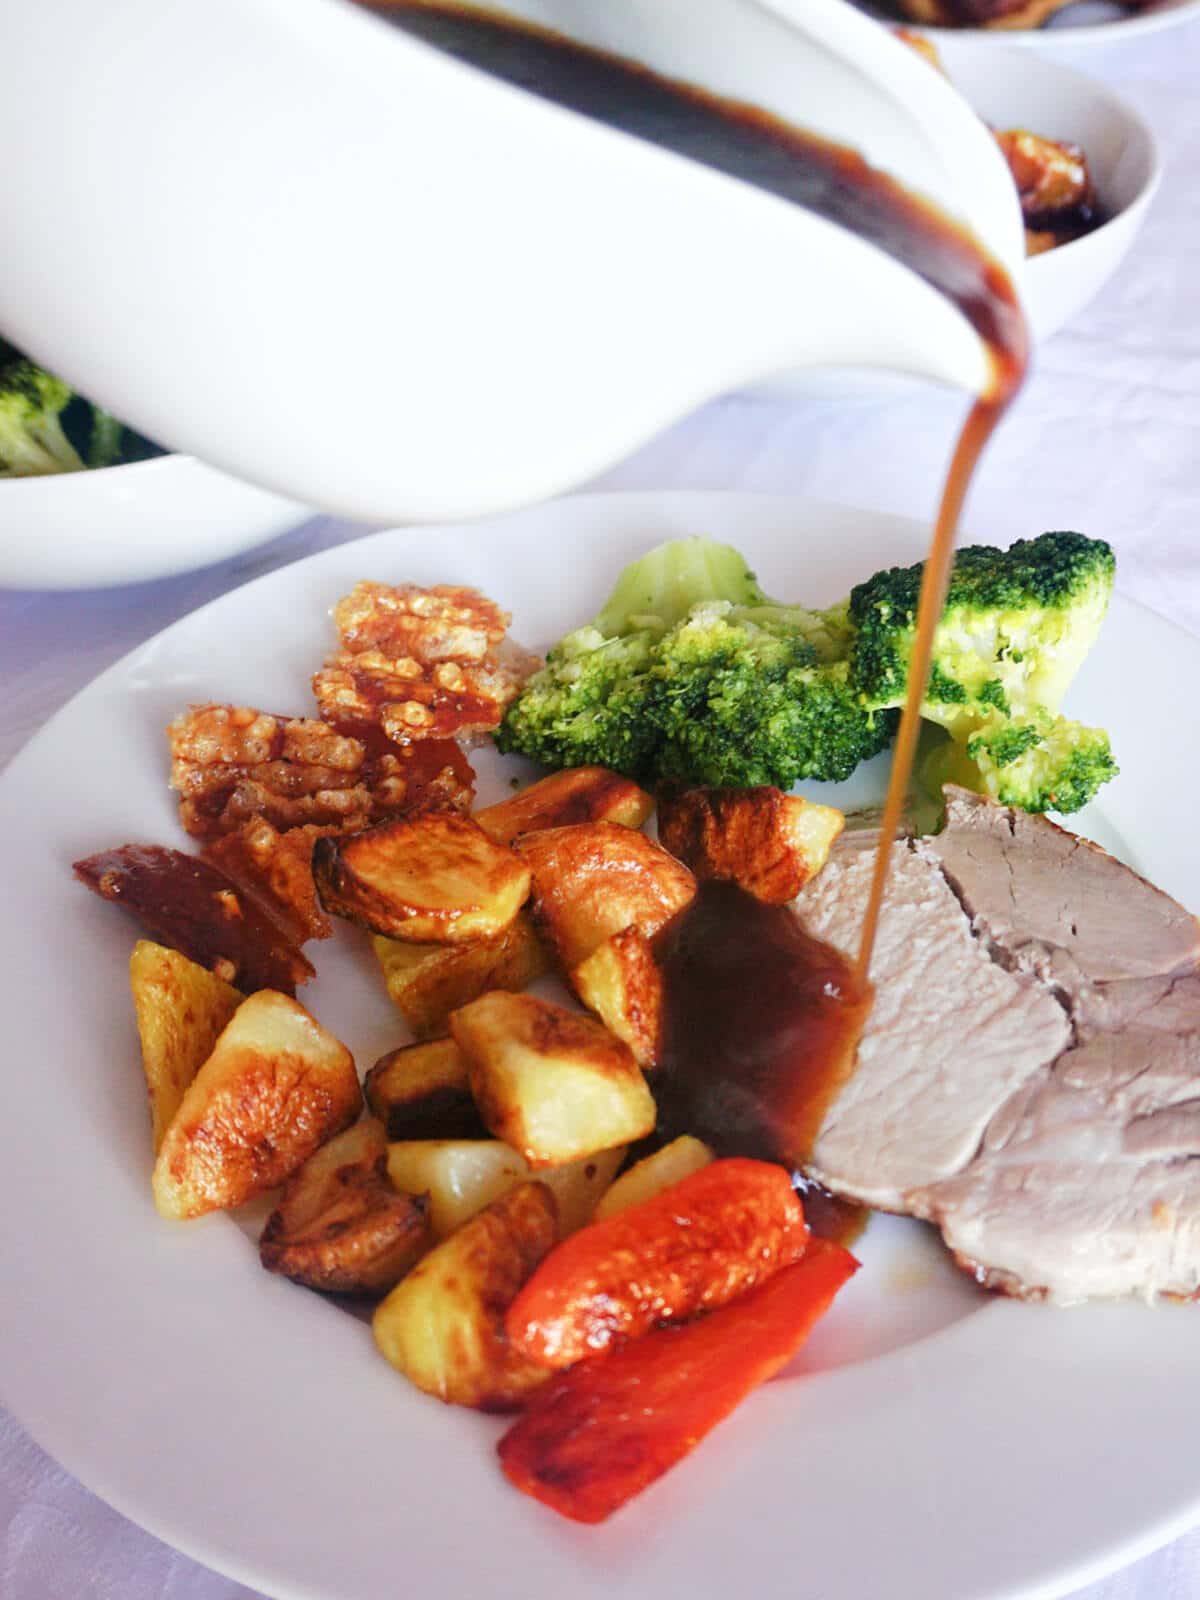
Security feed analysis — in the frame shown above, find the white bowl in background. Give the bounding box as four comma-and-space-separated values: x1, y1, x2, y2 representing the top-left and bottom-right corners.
753, 36, 1158, 400
0, 456, 306, 591
938, 37, 1160, 344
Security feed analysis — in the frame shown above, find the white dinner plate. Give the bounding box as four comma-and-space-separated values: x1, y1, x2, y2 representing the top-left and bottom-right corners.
853, 0, 1200, 44
1, 491, 1198, 1600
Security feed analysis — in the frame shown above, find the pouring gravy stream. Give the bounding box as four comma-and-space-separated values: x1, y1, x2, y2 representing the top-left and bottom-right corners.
367, 1, 1030, 1230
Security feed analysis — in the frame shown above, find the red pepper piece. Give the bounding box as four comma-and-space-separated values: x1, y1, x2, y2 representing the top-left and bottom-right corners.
499, 1236, 857, 1523
506, 1157, 809, 1369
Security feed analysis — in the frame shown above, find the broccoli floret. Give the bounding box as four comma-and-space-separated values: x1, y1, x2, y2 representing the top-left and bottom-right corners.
495, 627, 659, 773
848, 531, 1117, 814
499, 530, 1117, 813
0, 357, 85, 477
849, 531, 1115, 727
496, 537, 765, 776
498, 536, 883, 787
650, 604, 894, 787
921, 709, 1118, 814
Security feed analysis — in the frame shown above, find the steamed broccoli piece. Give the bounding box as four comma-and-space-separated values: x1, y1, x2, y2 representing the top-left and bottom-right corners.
650, 603, 895, 787
849, 532, 1117, 813
849, 531, 1115, 727
0, 357, 85, 478
922, 710, 1118, 814
497, 538, 762, 774
497, 537, 885, 787
495, 627, 660, 773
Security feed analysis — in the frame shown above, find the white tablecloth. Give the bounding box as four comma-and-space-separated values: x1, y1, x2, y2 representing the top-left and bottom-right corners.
2, 20, 1198, 1600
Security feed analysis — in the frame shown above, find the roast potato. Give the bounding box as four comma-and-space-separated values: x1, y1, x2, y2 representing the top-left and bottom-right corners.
313, 813, 530, 943
129, 940, 242, 1152
365, 1037, 485, 1140
474, 766, 653, 847
386, 1138, 624, 1239
514, 821, 695, 968
372, 1181, 557, 1410
657, 785, 843, 903
449, 991, 655, 1167
371, 912, 548, 1039
570, 925, 663, 1068
152, 990, 360, 1220
260, 1119, 430, 1294
593, 1135, 715, 1221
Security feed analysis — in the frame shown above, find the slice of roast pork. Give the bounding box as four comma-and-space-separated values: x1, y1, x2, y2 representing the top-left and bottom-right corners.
911, 1021, 1200, 1302
921, 785, 1200, 1003
796, 840, 1070, 1210
797, 791, 1200, 1303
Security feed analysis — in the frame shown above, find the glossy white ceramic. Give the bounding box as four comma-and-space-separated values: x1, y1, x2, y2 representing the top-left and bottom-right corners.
940, 39, 1160, 343
1, 492, 1197, 1600
756, 36, 1160, 400
0, 456, 307, 592
0, 0, 1023, 522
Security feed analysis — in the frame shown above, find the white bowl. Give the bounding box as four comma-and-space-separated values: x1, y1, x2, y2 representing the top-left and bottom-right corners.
937, 37, 1160, 344
754, 37, 1158, 400
0, 455, 306, 591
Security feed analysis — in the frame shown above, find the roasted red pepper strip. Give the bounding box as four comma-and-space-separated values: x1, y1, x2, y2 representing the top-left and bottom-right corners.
506, 1157, 808, 1368
499, 1236, 857, 1523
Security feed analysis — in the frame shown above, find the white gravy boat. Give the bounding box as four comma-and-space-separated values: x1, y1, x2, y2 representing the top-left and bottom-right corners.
0, 0, 1025, 521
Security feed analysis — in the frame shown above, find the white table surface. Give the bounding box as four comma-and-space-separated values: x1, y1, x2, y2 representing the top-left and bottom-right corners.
3, 19, 1199, 1600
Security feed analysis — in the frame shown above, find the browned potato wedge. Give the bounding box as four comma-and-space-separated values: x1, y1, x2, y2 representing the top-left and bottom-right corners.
365, 1038, 485, 1140
450, 991, 655, 1167
514, 820, 695, 968
371, 912, 548, 1039
593, 1136, 715, 1221
657, 785, 843, 903
372, 1181, 557, 1410
474, 766, 653, 847
152, 990, 361, 1220
259, 1120, 430, 1294
386, 1138, 625, 1239
569, 925, 663, 1068
129, 940, 242, 1152
313, 813, 530, 944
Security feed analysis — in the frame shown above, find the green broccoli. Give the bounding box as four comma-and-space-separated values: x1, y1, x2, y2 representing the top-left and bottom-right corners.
497, 537, 745, 774
0, 338, 162, 477
848, 532, 1117, 812
649, 603, 895, 787
0, 355, 86, 477
922, 709, 1118, 814
499, 529, 1117, 816
497, 537, 888, 787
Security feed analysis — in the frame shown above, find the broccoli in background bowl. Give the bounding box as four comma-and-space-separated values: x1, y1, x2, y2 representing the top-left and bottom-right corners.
0, 335, 163, 478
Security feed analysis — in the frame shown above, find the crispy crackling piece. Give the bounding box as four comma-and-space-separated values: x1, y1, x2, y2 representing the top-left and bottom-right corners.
74, 845, 314, 994
313, 581, 537, 746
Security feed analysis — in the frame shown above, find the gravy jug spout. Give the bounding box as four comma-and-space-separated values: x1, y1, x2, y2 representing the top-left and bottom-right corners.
0, 0, 1026, 521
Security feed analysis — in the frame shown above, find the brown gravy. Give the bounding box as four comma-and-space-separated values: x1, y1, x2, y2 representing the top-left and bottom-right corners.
367, 0, 1029, 1208
655, 883, 873, 1243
